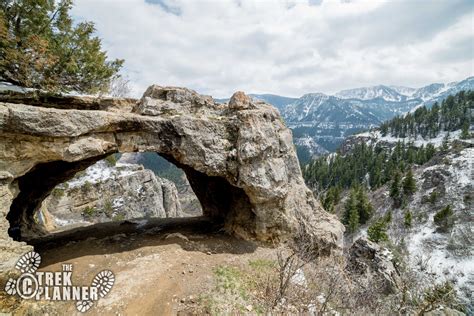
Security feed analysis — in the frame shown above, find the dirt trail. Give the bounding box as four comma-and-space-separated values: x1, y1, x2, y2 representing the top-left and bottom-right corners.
3, 218, 276, 315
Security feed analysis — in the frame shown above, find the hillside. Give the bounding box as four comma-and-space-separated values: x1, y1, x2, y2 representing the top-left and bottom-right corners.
288, 78, 473, 161
301, 92, 473, 310
216, 77, 474, 162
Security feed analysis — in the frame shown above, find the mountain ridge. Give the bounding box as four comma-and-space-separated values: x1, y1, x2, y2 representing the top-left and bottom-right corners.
230, 76, 473, 162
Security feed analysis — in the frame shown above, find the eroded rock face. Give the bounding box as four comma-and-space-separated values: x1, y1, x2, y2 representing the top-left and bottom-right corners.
0, 86, 344, 276
347, 238, 400, 294
38, 161, 183, 234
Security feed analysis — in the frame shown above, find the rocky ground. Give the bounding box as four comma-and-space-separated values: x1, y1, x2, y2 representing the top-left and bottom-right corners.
1, 218, 278, 315
2, 216, 464, 315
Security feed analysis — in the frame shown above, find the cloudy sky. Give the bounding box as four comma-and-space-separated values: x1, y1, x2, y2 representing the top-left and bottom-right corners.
71, 0, 474, 98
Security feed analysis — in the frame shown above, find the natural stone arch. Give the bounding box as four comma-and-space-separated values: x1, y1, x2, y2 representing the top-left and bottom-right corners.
0, 86, 344, 275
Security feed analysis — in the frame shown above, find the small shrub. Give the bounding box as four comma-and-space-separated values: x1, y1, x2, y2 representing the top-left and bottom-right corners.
83, 206, 96, 217
51, 188, 65, 198
423, 191, 439, 205
434, 205, 454, 233
213, 266, 244, 295
404, 210, 412, 228
384, 211, 392, 223
104, 154, 117, 167
74, 170, 87, 178
248, 259, 276, 271
368, 218, 389, 243
419, 281, 459, 314
463, 194, 472, 204
112, 214, 125, 221
103, 200, 113, 216
82, 181, 93, 192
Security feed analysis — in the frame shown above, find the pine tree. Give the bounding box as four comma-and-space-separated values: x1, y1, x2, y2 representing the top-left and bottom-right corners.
434, 205, 454, 233
461, 122, 470, 139
402, 169, 417, 195
356, 187, 374, 224
367, 218, 388, 243
0, 0, 123, 93
404, 210, 412, 228
347, 207, 360, 234
390, 172, 402, 207
343, 188, 359, 233
442, 133, 450, 150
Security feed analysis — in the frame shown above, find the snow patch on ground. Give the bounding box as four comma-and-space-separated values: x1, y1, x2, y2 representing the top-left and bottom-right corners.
356, 130, 467, 148
406, 216, 473, 291
54, 217, 91, 227
449, 148, 474, 186
405, 147, 473, 294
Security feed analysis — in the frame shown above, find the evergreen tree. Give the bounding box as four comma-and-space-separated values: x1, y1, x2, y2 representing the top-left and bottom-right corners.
434, 205, 454, 233
303, 141, 437, 192
404, 210, 412, 228
390, 172, 402, 207
442, 133, 450, 151
379, 91, 473, 139
461, 122, 470, 139
321, 186, 341, 213
356, 187, 374, 224
367, 218, 389, 243
0, 0, 123, 93
343, 188, 359, 233
347, 206, 360, 234
402, 169, 417, 195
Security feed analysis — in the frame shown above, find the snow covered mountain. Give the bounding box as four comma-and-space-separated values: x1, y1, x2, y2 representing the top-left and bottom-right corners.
334, 77, 474, 104
216, 76, 473, 162
335, 85, 408, 102
248, 94, 298, 111
284, 77, 473, 161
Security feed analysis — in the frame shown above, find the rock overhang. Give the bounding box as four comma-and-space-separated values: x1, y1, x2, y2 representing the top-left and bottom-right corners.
0, 85, 344, 276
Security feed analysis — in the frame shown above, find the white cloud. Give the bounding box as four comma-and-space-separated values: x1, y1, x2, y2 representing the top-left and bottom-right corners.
71, 0, 474, 98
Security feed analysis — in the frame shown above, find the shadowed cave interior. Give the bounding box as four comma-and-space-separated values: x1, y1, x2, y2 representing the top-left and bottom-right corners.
7, 152, 256, 245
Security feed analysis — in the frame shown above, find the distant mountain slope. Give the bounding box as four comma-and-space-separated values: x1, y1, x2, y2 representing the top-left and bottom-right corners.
335, 85, 408, 102
248, 94, 298, 111
284, 77, 472, 161
214, 76, 473, 162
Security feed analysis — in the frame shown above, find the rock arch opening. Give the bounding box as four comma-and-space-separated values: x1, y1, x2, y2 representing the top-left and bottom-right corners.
6, 151, 255, 243
0, 86, 344, 275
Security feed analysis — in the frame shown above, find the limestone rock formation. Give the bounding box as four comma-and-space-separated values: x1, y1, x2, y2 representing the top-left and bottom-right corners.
0, 86, 344, 277
347, 237, 400, 294
38, 160, 183, 234
117, 152, 203, 217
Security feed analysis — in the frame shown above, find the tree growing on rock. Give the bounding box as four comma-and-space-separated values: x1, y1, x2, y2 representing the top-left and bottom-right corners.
434, 205, 454, 233
0, 0, 123, 94
343, 189, 359, 233
343, 186, 374, 234
402, 169, 417, 196
356, 187, 374, 224
460, 122, 470, 139
367, 218, 389, 243
390, 172, 402, 208
404, 210, 412, 228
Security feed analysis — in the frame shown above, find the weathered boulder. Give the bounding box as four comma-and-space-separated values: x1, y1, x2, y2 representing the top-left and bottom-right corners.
347, 237, 400, 294
38, 160, 183, 234
228, 91, 253, 110
0, 86, 344, 276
